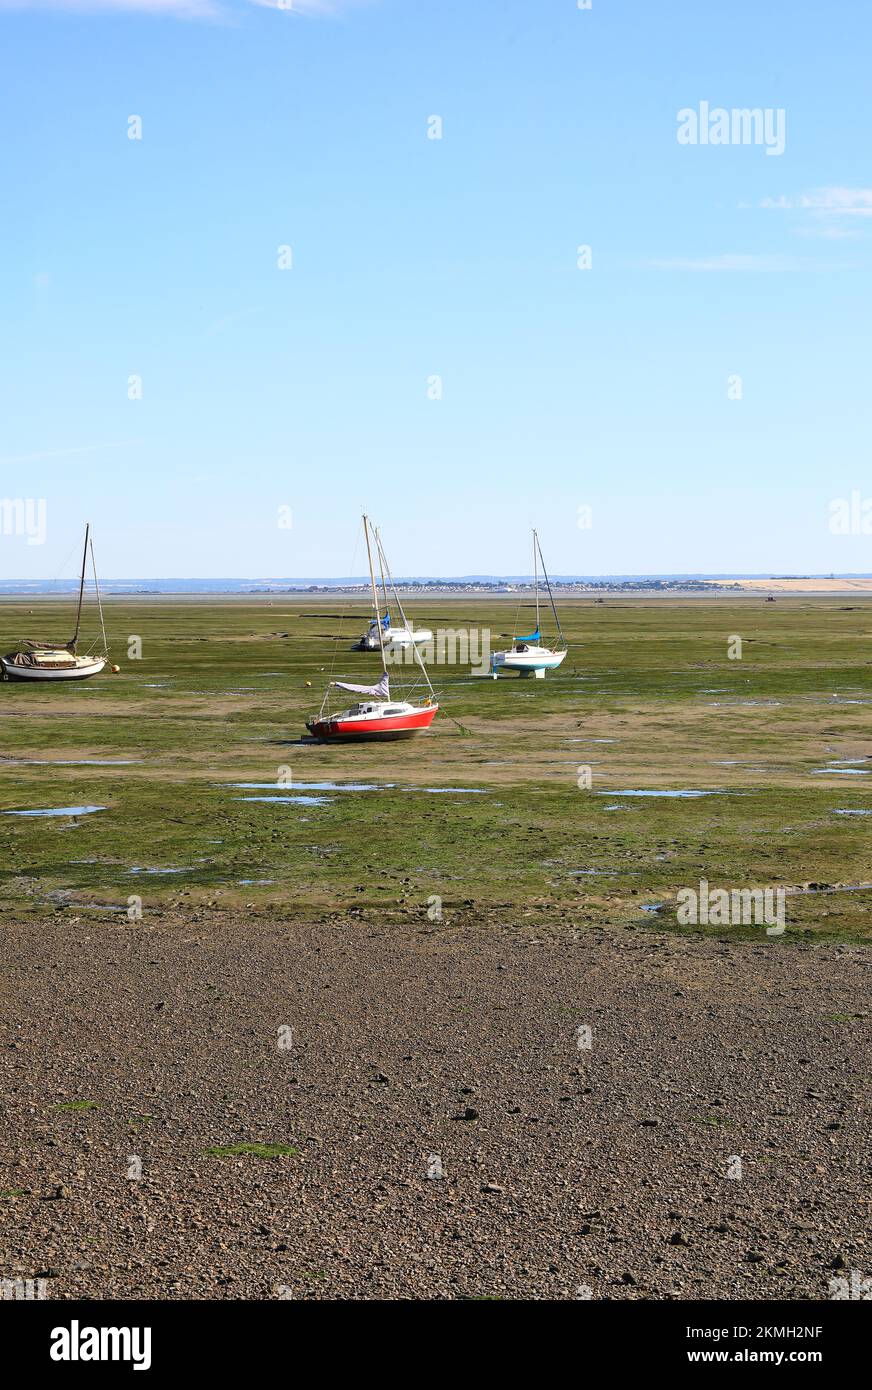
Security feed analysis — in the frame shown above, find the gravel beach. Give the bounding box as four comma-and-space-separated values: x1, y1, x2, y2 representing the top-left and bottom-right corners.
1, 914, 869, 1301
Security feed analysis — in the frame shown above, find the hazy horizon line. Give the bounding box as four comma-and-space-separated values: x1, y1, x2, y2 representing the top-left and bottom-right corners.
2, 571, 872, 589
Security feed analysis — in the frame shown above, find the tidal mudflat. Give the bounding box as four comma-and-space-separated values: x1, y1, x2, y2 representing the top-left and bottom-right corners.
1, 594, 870, 1299
1, 593, 870, 938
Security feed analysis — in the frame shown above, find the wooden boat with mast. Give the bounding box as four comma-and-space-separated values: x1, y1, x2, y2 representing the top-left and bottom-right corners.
1, 524, 109, 683
307, 516, 439, 741
490, 529, 568, 678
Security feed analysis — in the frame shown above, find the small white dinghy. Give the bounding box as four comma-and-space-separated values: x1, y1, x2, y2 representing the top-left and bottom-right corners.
1, 524, 110, 684
490, 529, 568, 679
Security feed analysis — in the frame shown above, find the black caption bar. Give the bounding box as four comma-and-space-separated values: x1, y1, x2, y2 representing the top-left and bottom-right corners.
3, 1297, 865, 1374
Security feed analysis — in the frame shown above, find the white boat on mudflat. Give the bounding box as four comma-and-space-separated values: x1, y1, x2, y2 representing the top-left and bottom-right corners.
357, 617, 433, 652
490, 529, 568, 679
492, 643, 566, 676
1, 649, 106, 682
354, 525, 432, 652
1, 524, 110, 684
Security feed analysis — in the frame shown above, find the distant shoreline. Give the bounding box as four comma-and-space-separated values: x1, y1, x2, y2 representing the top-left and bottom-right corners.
701, 577, 872, 593
3, 584, 872, 604
1, 574, 872, 598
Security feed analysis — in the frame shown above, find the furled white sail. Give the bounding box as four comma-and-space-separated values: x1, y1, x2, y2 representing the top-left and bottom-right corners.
331, 671, 390, 699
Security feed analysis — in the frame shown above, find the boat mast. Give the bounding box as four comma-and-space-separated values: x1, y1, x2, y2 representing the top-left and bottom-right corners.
377, 533, 410, 634
533, 528, 540, 638
535, 531, 565, 647
363, 515, 388, 672
377, 528, 440, 705
71, 522, 89, 652
375, 526, 390, 626
90, 535, 108, 657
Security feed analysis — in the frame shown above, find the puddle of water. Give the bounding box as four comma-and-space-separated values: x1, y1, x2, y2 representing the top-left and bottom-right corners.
412, 787, 488, 795
67, 759, 139, 766
227, 781, 391, 792
811, 768, 869, 776
235, 795, 334, 806
568, 868, 641, 877
596, 789, 722, 799
707, 700, 781, 708
229, 781, 488, 796
128, 867, 192, 876
3, 805, 106, 818
228, 783, 517, 806
830, 757, 870, 765
640, 903, 665, 913
832, 809, 872, 817
238, 878, 276, 885
712, 761, 790, 774
568, 738, 618, 744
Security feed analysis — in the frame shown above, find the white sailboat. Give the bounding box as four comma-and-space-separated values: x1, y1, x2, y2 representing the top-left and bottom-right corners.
490, 529, 568, 679
1, 524, 110, 683
354, 527, 432, 652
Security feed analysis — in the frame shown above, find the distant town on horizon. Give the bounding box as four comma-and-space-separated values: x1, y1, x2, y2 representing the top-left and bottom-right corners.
2, 573, 872, 596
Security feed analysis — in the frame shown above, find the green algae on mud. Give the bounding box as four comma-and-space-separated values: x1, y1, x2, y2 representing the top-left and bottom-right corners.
1, 594, 870, 941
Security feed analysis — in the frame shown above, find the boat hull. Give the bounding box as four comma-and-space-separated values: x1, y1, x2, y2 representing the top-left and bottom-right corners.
1, 657, 106, 682
356, 626, 432, 652
307, 703, 438, 742
387, 628, 432, 648
490, 647, 567, 676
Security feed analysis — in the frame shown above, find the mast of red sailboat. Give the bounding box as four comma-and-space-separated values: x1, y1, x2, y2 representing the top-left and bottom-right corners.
362, 515, 388, 673
70, 523, 89, 652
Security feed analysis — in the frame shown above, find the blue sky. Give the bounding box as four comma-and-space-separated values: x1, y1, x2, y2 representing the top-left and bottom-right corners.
1, 0, 870, 579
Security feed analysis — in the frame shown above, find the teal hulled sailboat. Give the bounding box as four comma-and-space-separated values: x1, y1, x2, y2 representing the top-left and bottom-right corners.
489, 529, 568, 678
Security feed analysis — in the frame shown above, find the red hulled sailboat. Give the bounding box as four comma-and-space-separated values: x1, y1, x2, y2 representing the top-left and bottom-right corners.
305, 516, 439, 743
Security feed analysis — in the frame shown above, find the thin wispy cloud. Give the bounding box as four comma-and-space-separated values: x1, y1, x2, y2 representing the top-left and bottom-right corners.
792, 224, 859, 242
0, 440, 144, 466
0, 0, 222, 15
0, 0, 358, 13
758, 187, 872, 240
760, 188, 872, 215
247, 0, 342, 12
646, 254, 836, 273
